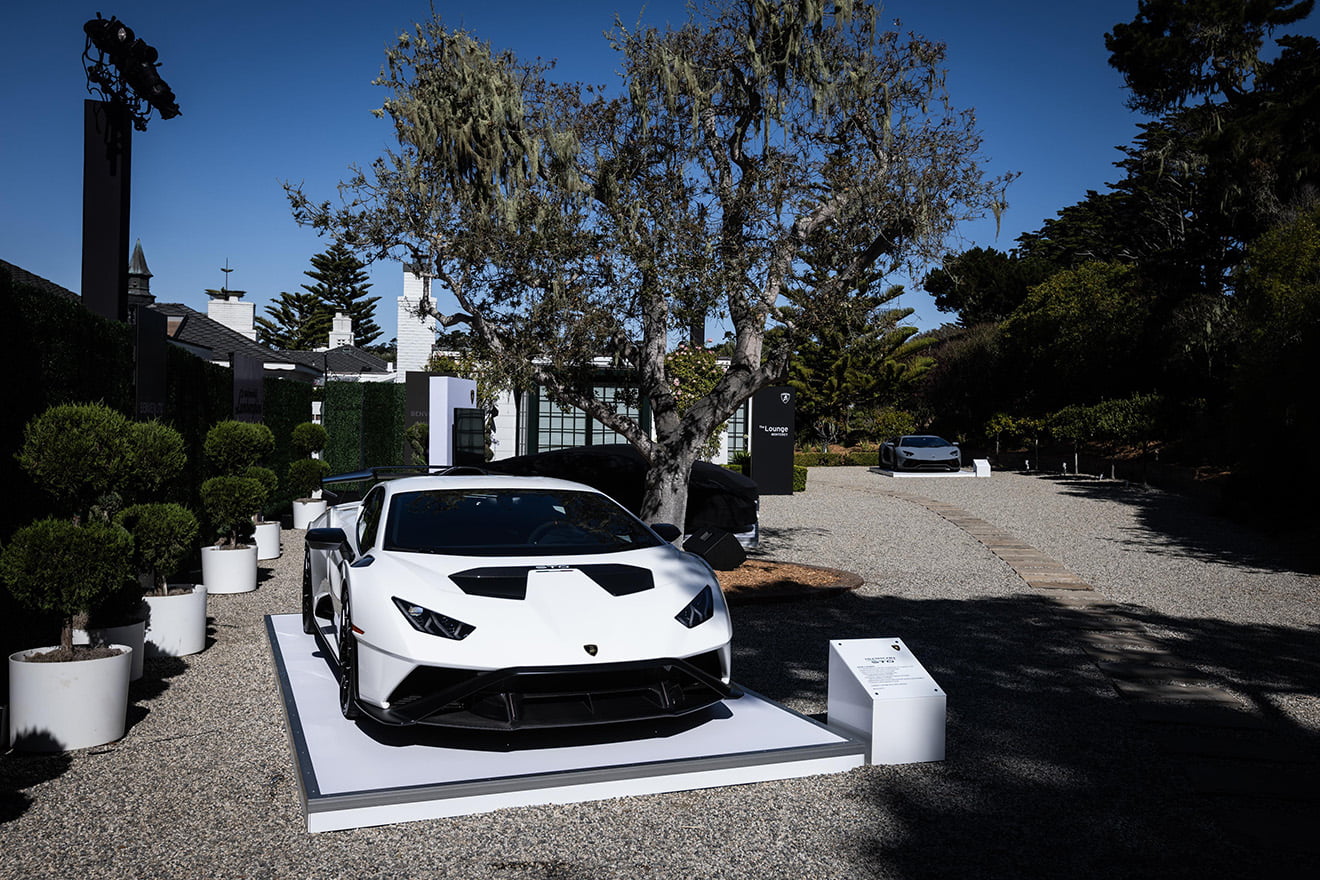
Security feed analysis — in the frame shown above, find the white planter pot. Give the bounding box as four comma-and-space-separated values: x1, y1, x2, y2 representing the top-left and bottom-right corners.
254, 521, 282, 560
74, 619, 145, 681
142, 585, 208, 657
201, 544, 258, 594
8, 645, 132, 752
292, 499, 327, 529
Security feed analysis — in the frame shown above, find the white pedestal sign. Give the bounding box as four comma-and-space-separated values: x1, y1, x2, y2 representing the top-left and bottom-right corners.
827, 638, 946, 765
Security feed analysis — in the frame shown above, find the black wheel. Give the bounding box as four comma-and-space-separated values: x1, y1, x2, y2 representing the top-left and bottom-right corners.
338, 592, 361, 720
301, 550, 315, 634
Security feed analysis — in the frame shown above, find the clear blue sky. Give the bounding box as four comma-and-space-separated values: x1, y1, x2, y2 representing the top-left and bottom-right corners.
4, 2, 1315, 340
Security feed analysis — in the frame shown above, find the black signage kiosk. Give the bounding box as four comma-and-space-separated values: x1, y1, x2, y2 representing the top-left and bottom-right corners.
749, 386, 796, 495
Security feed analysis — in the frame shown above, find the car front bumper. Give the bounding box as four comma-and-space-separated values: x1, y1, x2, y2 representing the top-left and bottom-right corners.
362, 654, 738, 730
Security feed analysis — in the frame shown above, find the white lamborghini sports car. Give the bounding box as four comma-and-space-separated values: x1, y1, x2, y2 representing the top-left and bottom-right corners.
302, 470, 740, 730
879, 435, 963, 472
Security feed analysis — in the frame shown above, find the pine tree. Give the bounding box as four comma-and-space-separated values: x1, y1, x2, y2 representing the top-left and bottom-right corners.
300, 243, 382, 346
255, 290, 332, 350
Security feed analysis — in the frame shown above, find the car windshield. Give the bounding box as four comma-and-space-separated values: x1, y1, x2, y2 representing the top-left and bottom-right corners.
899, 436, 952, 448
383, 488, 664, 556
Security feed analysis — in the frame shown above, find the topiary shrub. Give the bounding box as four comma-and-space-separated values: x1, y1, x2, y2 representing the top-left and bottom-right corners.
792, 465, 808, 492
0, 518, 134, 655
288, 458, 331, 502
200, 476, 266, 547
125, 420, 187, 502
17, 402, 133, 522
204, 421, 275, 476
290, 422, 328, 458
244, 465, 280, 520
117, 503, 200, 596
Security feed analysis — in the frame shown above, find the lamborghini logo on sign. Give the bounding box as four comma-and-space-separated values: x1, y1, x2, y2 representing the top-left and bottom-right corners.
584, 644, 598, 656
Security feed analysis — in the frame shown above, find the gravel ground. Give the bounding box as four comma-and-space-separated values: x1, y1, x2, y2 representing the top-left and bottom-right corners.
3, 468, 1317, 879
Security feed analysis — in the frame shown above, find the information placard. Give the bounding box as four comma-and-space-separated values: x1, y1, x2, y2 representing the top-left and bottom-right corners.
827, 637, 946, 764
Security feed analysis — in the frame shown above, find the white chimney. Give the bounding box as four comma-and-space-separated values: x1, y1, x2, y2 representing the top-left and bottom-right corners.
396, 269, 438, 379
207, 294, 255, 340
328, 310, 354, 348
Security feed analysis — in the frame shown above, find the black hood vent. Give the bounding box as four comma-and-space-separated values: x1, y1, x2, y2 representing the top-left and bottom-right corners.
449, 564, 655, 599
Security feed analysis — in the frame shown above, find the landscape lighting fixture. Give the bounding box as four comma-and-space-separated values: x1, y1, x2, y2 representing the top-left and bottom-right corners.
83, 13, 180, 130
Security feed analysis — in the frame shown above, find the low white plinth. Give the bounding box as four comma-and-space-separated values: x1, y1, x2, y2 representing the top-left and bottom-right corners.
265, 614, 866, 832
826, 638, 946, 765
254, 521, 282, 559
973, 458, 992, 478
869, 467, 976, 479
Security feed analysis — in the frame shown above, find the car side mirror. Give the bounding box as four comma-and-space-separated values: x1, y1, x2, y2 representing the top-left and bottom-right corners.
306, 527, 349, 552
650, 522, 682, 542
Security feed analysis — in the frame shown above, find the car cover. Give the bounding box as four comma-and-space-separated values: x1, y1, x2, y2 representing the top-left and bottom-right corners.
487, 444, 758, 534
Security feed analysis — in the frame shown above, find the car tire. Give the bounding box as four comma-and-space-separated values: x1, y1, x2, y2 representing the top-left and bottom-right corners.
338, 592, 362, 720
301, 550, 315, 635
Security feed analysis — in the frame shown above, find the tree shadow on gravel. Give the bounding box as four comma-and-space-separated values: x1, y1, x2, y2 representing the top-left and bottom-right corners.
0, 744, 71, 825
732, 590, 1320, 879
753, 524, 832, 556
1048, 477, 1318, 575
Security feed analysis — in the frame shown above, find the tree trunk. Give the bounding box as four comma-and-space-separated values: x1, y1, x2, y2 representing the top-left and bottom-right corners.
639, 444, 697, 535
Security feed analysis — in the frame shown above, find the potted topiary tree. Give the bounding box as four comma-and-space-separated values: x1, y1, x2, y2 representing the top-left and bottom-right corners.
3, 402, 140, 751
77, 418, 190, 679
117, 502, 205, 657
289, 421, 330, 528
199, 420, 274, 594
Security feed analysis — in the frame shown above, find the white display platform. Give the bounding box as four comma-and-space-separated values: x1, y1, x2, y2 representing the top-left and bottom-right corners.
827, 638, 946, 765
265, 615, 866, 832
869, 467, 976, 479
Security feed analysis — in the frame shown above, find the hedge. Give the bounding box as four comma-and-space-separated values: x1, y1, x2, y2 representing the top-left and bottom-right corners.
323, 382, 407, 475
793, 450, 879, 467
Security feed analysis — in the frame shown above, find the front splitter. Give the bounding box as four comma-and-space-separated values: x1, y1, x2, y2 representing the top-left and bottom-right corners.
265, 614, 866, 832
870, 467, 977, 478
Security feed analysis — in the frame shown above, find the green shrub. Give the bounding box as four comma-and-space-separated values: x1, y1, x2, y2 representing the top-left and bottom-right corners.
126, 420, 187, 500
117, 503, 200, 595
405, 421, 429, 464
17, 402, 133, 521
851, 450, 879, 466
288, 458, 331, 500
245, 465, 279, 499
200, 476, 266, 547
204, 421, 275, 476
792, 465, 807, 492
290, 422, 328, 458
0, 518, 134, 652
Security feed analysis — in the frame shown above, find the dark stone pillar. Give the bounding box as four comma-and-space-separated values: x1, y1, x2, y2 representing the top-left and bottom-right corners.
81, 99, 132, 322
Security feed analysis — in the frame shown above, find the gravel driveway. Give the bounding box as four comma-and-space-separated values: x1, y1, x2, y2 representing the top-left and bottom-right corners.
2, 467, 1317, 878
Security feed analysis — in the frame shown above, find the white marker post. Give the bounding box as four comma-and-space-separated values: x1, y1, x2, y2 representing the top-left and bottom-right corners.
826, 638, 946, 764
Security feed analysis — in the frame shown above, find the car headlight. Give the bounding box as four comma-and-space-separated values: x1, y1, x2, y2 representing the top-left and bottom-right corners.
392, 597, 475, 640
675, 585, 715, 629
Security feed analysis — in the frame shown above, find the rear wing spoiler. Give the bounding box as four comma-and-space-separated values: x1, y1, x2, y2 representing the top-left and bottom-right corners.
320, 465, 490, 501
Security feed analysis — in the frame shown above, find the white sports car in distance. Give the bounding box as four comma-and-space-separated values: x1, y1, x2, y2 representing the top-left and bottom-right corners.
302, 469, 740, 730
879, 435, 963, 472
